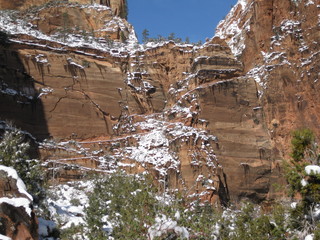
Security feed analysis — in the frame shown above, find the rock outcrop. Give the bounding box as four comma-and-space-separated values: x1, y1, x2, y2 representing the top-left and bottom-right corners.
0, 0, 319, 206
0, 0, 127, 18
0, 166, 38, 240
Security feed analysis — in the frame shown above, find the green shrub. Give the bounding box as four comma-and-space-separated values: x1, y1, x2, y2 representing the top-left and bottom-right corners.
120, 0, 128, 19
291, 129, 314, 162
284, 128, 320, 233
0, 128, 45, 203
60, 224, 85, 240
217, 202, 289, 240
314, 223, 320, 240
284, 129, 320, 201
85, 172, 157, 239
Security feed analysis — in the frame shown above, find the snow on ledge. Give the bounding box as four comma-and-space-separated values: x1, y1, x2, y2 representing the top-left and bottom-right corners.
0, 165, 33, 216
0, 165, 32, 201
0, 234, 12, 240
0, 197, 32, 216
305, 165, 320, 175
238, 0, 248, 10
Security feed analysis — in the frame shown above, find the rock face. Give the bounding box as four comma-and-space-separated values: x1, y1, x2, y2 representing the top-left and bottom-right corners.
0, 166, 38, 240
215, 0, 320, 158
28, 3, 131, 40
0, 0, 127, 18
0, 0, 319, 205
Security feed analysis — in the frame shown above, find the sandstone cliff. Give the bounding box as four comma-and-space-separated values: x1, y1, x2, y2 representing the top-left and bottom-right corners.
0, 0, 319, 209
215, 0, 320, 159
0, 0, 127, 18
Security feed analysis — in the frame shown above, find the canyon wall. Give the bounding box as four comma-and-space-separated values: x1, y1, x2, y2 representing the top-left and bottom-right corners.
0, 0, 127, 18
215, 0, 320, 160
0, 0, 319, 206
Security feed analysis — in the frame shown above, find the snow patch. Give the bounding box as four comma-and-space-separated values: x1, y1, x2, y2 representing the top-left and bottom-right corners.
305, 234, 314, 240
306, 0, 315, 6
148, 214, 189, 240
67, 58, 85, 69
38, 87, 53, 98
0, 166, 32, 216
305, 165, 320, 175
214, 0, 250, 56
0, 197, 32, 216
238, 0, 247, 10
301, 178, 308, 187
46, 181, 93, 230
0, 234, 12, 240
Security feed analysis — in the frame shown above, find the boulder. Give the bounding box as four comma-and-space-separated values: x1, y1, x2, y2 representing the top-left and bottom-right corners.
0, 165, 38, 240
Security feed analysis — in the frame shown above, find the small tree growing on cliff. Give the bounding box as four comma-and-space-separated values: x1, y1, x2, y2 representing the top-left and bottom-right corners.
285, 129, 318, 196
120, 0, 128, 19
60, 12, 71, 42
0, 128, 45, 203
168, 32, 176, 41
142, 28, 149, 43
284, 129, 320, 232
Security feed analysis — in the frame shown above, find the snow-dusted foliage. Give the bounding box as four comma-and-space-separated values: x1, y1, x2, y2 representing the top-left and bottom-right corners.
148, 214, 189, 240
38, 181, 93, 239
0, 128, 44, 205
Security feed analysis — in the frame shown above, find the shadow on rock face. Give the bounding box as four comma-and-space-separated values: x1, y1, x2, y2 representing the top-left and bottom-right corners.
0, 32, 50, 158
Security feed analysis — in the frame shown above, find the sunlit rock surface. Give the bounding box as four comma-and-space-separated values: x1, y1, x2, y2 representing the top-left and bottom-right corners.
0, 0, 319, 208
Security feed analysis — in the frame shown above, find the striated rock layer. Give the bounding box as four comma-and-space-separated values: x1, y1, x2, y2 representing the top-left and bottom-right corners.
0, 0, 127, 18
0, 0, 319, 206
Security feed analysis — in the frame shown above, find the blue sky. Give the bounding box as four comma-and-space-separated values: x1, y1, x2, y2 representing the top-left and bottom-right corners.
127, 0, 238, 43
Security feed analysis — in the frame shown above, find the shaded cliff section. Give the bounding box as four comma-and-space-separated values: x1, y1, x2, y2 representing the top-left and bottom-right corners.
0, 33, 50, 142
0, 41, 131, 139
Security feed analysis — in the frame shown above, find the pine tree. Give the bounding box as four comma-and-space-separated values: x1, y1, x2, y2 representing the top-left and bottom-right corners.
168, 32, 176, 41
120, 0, 128, 19
85, 173, 157, 239
142, 28, 149, 43
284, 129, 320, 232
